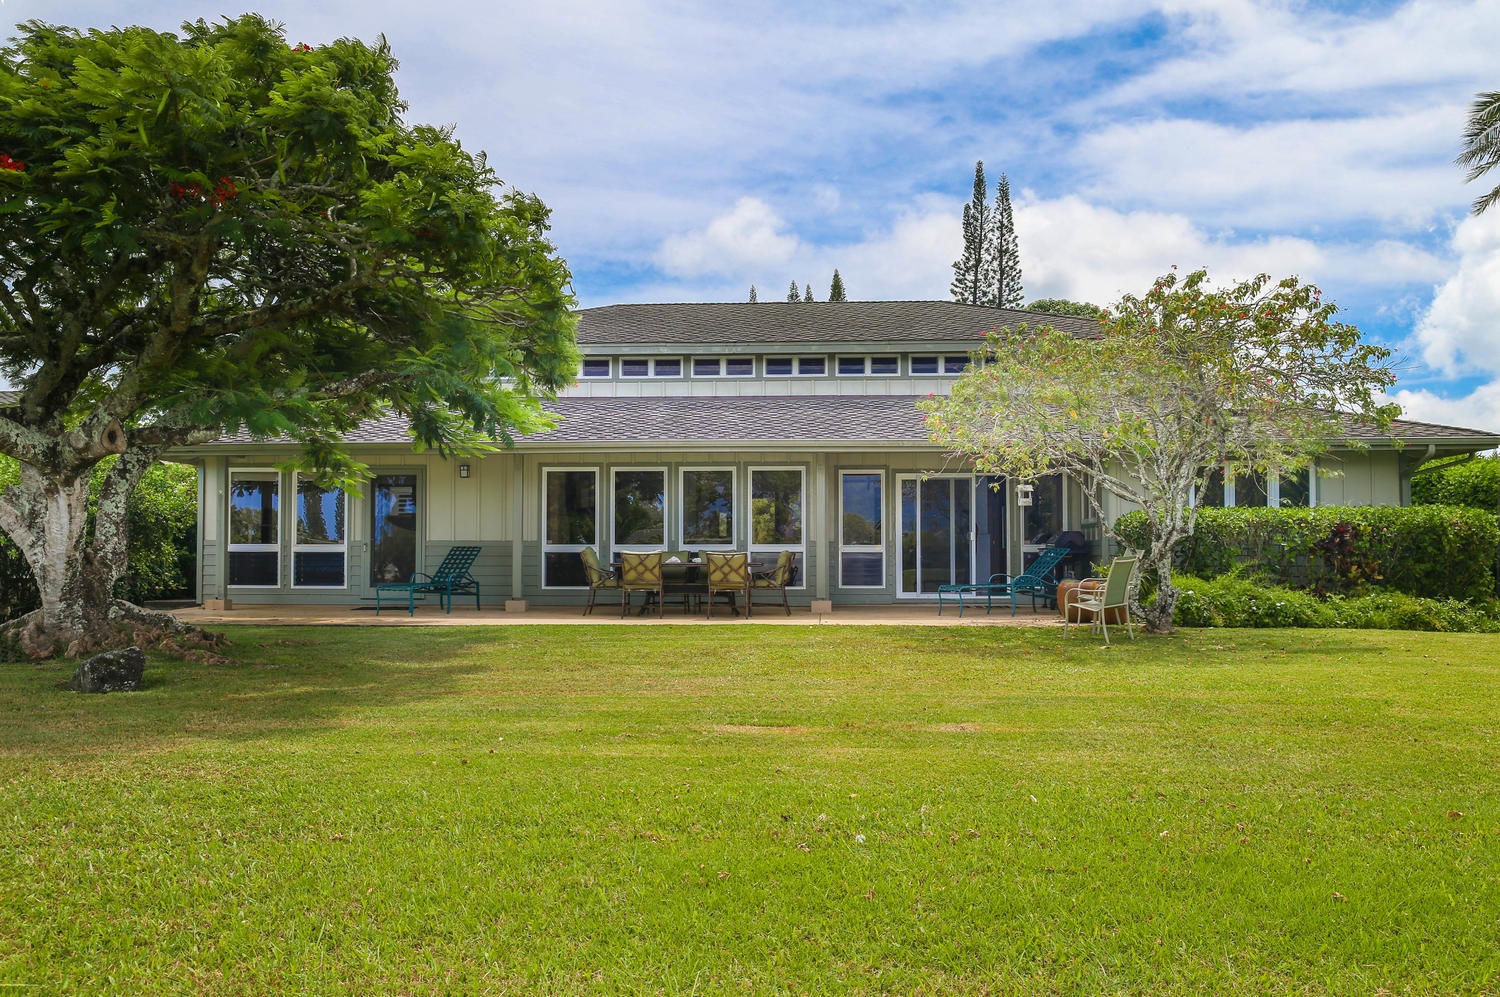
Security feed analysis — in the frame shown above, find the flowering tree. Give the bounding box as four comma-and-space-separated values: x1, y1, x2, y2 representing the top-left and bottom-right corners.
0, 16, 578, 657
921, 268, 1399, 632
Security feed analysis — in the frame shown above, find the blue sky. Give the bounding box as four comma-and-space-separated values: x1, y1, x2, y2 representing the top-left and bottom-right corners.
10, 0, 1500, 431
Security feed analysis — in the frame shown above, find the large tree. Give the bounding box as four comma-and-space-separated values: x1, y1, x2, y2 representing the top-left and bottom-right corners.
992, 173, 1022, 307
949, 161, 996, 306
0, 16, 578, 658
1026, 298, 1104, 319
922, 268, 1398, 632
828, 269, 847, 302
1457, 90, 1500, 215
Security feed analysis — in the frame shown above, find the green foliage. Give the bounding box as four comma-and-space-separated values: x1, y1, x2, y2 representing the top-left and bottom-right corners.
950, 160, 995, 305
1456, 89, 1500, 215
786, 280, 801, 302
0, 457, 198, 621
1026, 297, 1105, 318
1172, 573, 1500, 632
828, 269, 847, 302
0, 14, 578, 472
993, 172, 1022, 307
1411, 455, 1500, 508
802, 281, 814, 302
748, 284, 758, 302
1114, 505, 1498, 602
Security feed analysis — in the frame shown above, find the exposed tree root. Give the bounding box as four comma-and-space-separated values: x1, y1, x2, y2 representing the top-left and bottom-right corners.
1, 601, 228, 663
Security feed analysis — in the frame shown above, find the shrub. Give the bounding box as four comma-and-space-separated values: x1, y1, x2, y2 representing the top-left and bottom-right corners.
1114, 505, 1496, 602
1411, 455, 1500, 509
1170, 574, 1500, 632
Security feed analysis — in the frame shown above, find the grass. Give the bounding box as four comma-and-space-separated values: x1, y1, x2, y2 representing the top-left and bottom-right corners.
0, 625, 1497, 995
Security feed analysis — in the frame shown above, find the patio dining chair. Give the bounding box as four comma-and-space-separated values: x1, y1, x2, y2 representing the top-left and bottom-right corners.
619, 550, 665, 618
374, 545, 482, 616
1063, 555, 1138, 645
578, 547, 619, 616
705, 551, 751, 618
750, 549, 796, 616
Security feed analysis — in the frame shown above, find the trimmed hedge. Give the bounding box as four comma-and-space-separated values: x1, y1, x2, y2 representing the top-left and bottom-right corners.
1114, 505, 1497, 602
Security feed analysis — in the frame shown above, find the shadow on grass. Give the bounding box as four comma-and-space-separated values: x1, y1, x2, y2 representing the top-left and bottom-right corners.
0, 625, 503, 760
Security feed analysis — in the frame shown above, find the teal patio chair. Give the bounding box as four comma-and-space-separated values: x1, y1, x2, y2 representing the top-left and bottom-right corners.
937, 545, 1071, 617
375, 545, 482, 616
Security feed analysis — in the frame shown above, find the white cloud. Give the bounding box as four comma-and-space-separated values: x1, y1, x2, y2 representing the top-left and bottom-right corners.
655, 198, 802, 278
1388, 384, 1500, 435
1015, 195, 1445, 305
1413, 211, 1500, 375
1073, 111, 1466, 229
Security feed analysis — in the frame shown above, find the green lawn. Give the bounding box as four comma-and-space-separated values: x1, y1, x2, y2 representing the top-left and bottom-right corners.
1, 626, 1496, 995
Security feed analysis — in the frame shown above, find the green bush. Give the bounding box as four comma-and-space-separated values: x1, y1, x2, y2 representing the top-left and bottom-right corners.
1411, 455, 1500, 509
0, 457, 198, 623
1114, 505, 1497, 602
1171, 574, 1500, 632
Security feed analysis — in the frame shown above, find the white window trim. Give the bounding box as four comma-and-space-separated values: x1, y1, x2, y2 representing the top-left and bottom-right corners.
910, 355, 940, 375
227, 468, 281, 589
690, 357, 725, 377
836, 356, 868, 376
748, 465, 807, 590
611, 466, 669, 552
541, 466, 599, 590
679, 466, 737, 550
869, 355, 900, 376
579, 357, 612, 379
839, 469, 885, 589
291, 472, 348, 589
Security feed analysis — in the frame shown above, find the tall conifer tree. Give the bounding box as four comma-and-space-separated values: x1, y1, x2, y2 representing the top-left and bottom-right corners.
993, 173, 1023, 307
828, 269, 847, 301
803, 282, 815, 302
786, 280, 801, 302
950, 161, 996, 305
748, 284, 758, 302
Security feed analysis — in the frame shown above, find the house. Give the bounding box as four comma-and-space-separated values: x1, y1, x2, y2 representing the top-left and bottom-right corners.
168, 301, 1499, 609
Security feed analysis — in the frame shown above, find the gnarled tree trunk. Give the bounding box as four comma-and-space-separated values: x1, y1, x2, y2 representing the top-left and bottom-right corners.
0, 445, 217, 659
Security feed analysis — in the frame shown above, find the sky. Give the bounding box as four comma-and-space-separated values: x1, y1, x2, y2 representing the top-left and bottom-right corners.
8, 0, 1500, 432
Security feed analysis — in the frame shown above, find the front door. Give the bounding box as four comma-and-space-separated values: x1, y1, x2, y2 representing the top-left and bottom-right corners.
369, 473, 419, 587
899, 476, 974, 596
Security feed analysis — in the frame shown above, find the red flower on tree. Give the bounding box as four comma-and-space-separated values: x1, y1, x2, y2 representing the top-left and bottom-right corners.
0, 153, 25, 172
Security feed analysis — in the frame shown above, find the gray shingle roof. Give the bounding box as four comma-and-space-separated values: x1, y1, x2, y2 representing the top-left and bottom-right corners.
200, 396, 1499, 449
0, 390, 18, 408
575, 301, 1100, 346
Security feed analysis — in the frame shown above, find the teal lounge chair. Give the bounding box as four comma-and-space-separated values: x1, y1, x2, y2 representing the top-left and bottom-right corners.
938, 545, 1071, 617
375, 545, 482, 616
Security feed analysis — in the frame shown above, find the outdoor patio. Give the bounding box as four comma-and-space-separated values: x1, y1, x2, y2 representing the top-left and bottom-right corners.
170, 601, 1066, 628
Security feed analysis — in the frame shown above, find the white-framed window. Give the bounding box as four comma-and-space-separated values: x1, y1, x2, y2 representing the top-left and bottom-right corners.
613, 467, 667, 549
869, 355, 899, 375
292, 473, 347, 588
837, 356, 867, 376
580, 357, 612, 379
228, 469, 281, 587
680, 466, 736, 550
619, 357, 682, 379
910, 355, 939, 375
749, 466, 806, 589
765, 356, 827, 377
839, 470, 885, 588
542, 467, 598, 588
691, 357, 755, 377
1194, 464, 1316, 508
836, 355, 901, 377
942, 354, 970, 374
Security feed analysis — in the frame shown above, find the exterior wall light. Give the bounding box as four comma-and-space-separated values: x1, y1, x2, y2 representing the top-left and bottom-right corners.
458, 463, 471, 479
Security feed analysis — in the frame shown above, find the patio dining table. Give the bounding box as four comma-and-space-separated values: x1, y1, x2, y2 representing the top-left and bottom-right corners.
610, 556, 762, 614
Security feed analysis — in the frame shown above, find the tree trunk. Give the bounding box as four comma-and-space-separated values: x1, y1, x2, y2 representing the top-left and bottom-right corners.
0, 453, 218, 659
